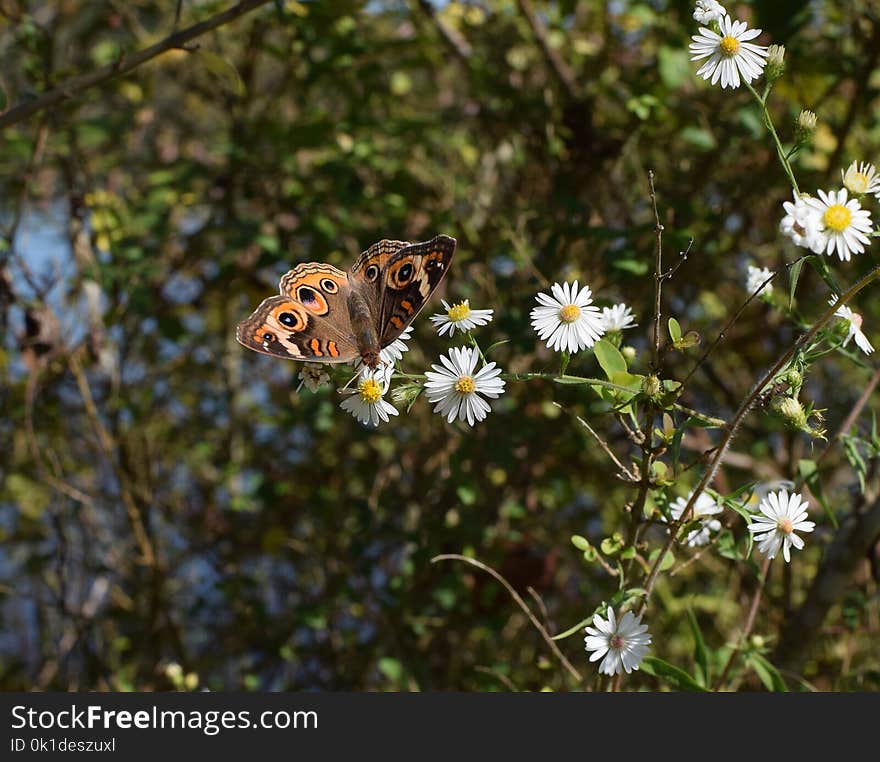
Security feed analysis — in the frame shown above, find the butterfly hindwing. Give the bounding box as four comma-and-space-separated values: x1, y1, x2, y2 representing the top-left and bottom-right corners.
376, 234, 456, 347
235, 263, 358, 362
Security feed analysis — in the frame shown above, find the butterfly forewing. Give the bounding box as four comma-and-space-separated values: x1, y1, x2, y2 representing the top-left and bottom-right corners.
375, 234, 456, 348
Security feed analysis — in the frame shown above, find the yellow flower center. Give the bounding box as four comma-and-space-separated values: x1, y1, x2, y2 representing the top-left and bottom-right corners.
847, 172, 870, 194
720, 35, 740, 56
558, 304, 581, 323
447, 301, 471, 322
455, 376, 476, 394
823, 204, 852, 232
777, 517, 794, 535
358, 378, 383, 404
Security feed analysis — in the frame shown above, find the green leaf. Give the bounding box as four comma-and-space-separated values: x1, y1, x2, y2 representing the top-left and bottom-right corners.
200, 50, 246, 97
551, 615, 594, 641
377, 657, 404, 682
6, 474, 51, 519
484, 339, 510, 355
641, 656, 708, 691
747, 653, 787, 692
668, 317, 682, 344
686, 609, 710, 688
570, 534, 590, 551
647, 548, 675, 571
594, 338, 627, 379
798, 459, 838, 528
788, 258, 805, 308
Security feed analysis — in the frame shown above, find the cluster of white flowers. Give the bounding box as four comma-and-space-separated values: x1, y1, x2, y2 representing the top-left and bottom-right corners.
668, 490, 724, 547
530, 281, 637, 354
337, 299, 504, 428
781, 187, 873, 262
745, 264, 774, 297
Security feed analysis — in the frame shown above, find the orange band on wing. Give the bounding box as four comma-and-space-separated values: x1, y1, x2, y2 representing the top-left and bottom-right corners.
309, 338, 323, 356
328, 341, 339, 357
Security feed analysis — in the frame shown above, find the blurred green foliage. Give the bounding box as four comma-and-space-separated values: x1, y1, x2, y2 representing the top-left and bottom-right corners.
1, 0, 879, 691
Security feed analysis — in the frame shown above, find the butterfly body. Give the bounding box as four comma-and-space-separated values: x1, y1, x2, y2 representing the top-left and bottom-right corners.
236, 234, 456, 369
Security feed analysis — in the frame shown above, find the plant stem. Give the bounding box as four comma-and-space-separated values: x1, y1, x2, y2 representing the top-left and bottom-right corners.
746, 81, 800, 194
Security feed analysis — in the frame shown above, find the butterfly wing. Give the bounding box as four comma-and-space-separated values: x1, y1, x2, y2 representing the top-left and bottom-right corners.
235, 263, 359, 363
374, 234, 456, 347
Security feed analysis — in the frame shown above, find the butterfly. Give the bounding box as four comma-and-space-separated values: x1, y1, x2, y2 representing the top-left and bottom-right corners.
236, 234, 456, 369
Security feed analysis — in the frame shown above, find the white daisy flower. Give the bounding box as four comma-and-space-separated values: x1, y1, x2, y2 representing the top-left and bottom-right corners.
829, 297, 874, 355
841, 160, 880, 197
746, 265, 774, 296
423, 346, 505, 426
668, 491, 724, 547
804, 188, 873, 262
600, 303, 638, 332
689, 15, 769, 90
339, 369, 399, 427
780, 191, 827, 253
429, 299, 494, 337
584, 608, 651, 676
747, 488, 815, 563
298, 363, 330, 392
693, 0, 726, 24
530, 280, 605, 353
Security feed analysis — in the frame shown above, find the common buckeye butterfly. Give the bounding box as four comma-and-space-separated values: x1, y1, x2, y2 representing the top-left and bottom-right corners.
236, 234, 456, 369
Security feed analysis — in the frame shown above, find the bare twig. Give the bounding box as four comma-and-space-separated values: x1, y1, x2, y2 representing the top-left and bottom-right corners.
516, 0, 579, 99
553, 402, 637, 481
648, 171, 663, 369
431, 554, 583, 683
683, 254, 811, 387
0, 0, 272, 130
415, 0, 472, 62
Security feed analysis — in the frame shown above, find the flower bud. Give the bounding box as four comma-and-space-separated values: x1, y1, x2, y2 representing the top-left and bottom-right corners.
772, 395, 807, 430
642, 374, 661, 399
795, 109, 817, 142
621, 345, 636, 362
765, 44, 786, 82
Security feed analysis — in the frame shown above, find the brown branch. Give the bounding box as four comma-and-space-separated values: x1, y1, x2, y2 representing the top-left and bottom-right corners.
0, 0, 272, 131
648, 170, 663, 369
516, 0, 579, 99
431, 554, 583, 684
415, 0, 472, 62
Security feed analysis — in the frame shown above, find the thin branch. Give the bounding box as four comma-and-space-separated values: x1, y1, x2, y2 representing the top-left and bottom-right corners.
516, 0, 579, 99
415, 0, 472, 62
682, 254, 811, 387
553, 402, 637, 481
431, 554, 583, 684
648, 171, 663, 369
0, 0, 272, 130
